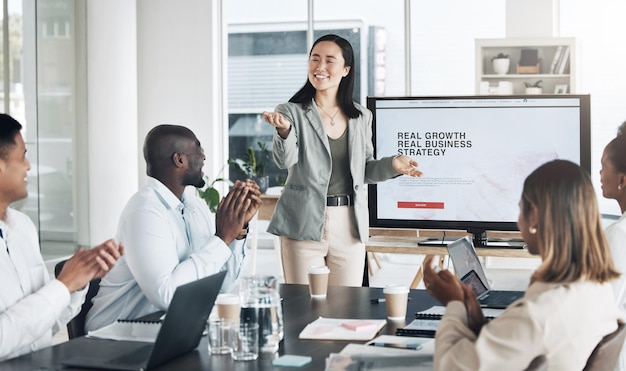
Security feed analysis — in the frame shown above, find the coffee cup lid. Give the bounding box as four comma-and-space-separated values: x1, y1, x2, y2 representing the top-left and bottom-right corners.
383, 284, 409, 294
308, 265, 330, 274
216, 293, 240, 304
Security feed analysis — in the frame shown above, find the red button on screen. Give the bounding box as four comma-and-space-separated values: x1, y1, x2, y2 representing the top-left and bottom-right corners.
397, 201, 444, 209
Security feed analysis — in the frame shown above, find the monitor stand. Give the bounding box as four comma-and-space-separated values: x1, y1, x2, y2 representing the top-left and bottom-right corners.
480, 238, 526, 249
417, 237, 458, 246
416, 230, 526, 249
471, 229, 526, 249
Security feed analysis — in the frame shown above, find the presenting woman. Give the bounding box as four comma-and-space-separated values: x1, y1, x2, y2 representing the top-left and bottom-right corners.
262, 34, 422, 286
424, 159, 622, 370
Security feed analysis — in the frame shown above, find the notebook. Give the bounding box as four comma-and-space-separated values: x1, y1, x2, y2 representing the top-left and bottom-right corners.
86, 318, 162, 342
62, 270, 226, 371
446, 236, 524, 309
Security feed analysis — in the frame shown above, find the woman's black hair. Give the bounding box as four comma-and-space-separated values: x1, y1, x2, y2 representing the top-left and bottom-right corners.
0, 114, 23, 160
289, 34, 361, 118
617, 121, 626, 136
606, 131, 626, 174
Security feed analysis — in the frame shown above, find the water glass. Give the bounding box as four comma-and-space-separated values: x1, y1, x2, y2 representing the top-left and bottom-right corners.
231, 323, 259, 361
207, 318, 233, 355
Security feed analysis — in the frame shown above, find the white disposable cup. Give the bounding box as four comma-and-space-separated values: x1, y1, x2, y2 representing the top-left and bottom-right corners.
307, 265, 330, 298
383, 285, 410, 320
207, 318, 234, 355
216, 293, 240, 323
231, 323, 259, 361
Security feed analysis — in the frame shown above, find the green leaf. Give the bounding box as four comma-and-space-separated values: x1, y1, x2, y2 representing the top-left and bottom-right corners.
197, 174, 228, 214
206, 187, 220, 213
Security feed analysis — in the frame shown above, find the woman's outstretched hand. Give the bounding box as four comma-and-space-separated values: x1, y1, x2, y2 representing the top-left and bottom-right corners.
393, 155, 423, 177
263, 111, 291, 138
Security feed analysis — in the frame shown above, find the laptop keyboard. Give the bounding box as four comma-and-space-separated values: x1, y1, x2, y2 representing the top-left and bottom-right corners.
479, 290, 523, 306
110, 344, 153, 365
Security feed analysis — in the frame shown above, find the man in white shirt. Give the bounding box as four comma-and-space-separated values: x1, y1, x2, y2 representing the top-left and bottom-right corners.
0, 114, 123, 362
86, 124, 261, 331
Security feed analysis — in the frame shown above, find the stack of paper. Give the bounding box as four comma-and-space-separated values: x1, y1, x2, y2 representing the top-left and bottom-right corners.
298, 317, 387, 341
324, 336, 434, 370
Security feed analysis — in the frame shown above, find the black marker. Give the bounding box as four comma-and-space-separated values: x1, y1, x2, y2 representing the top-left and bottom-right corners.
369, 342, 422, 350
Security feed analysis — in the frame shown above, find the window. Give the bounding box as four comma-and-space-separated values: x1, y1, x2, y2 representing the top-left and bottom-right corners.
3, 0, 81, 261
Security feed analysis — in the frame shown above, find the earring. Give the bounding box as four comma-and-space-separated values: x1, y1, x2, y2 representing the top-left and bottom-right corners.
529, 226, 537, 234
619, 185, 623, 191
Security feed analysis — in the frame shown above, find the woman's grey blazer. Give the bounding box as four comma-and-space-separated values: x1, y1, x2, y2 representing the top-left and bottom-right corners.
267, 100, 398, 243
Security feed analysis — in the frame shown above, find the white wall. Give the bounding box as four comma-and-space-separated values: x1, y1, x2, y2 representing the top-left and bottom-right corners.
86, 0, 138, 245
84, 0, 225, 245
136, 0, 226, 187
506, 0, 558, 38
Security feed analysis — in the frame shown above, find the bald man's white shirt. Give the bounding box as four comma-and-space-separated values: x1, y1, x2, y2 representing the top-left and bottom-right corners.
86, 177, 245, 331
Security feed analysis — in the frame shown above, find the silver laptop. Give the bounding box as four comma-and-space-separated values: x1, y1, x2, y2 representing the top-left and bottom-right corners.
62, 271, 226, 370
446, 236, 524, 309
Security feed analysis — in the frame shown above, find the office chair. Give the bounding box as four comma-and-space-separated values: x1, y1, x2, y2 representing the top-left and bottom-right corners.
583, 320, 626, 371
54, 259, 101, 339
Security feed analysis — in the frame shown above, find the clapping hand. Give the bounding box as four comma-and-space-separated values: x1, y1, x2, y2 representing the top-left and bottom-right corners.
57, 239, 124, 293
463, 283, 486, 336
422, 255, 464, 305
215, 180, 262, 245
242, 178, 262, 224
423, 256, 486, 336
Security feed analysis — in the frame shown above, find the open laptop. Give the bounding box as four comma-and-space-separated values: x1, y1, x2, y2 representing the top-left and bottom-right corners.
62, 270, 226, 370
446, 236, 524, 309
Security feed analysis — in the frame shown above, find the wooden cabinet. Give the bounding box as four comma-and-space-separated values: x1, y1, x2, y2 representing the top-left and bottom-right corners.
475, 37, 575, 95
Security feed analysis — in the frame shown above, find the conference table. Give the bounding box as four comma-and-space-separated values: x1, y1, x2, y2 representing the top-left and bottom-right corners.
0, 284, 440, 370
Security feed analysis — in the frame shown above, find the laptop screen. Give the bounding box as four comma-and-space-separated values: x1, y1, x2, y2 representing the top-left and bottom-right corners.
446, 237, 490, 290
461, 270, 489, 297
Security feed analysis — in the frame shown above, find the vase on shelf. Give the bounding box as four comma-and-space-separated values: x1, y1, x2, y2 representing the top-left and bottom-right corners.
525, 87, 543, 95
254, 175, 270, 194
492, 58, 510, 75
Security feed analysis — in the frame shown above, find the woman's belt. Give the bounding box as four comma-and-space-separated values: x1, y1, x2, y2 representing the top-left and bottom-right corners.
327, 194, 353, 207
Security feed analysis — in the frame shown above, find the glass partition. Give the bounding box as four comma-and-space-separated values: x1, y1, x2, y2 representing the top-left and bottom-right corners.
8, 0, 81, 261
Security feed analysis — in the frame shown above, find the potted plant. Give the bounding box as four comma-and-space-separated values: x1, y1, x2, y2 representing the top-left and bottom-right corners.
197, 176, 227, 213
197, 162, 234, 213
229, 141, 271, 193
524, 80, 543, 94
491, 53, 510, 75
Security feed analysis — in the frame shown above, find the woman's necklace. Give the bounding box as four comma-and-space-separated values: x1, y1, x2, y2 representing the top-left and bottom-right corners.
315, 101, 340, 126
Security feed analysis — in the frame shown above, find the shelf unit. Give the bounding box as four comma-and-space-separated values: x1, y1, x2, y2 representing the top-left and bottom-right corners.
475, 37, 575, 95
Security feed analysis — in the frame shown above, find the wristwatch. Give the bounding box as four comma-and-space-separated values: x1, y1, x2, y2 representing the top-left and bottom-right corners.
236, 223, 250, 240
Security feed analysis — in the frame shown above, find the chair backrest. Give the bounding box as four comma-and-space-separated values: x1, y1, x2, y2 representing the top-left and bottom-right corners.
54, 259, 101, 339
524, 355, 548, 371
583, 320, 626, 371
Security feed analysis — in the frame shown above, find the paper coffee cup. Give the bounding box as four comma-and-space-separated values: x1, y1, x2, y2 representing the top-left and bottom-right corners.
383, 285, 409, 320
308, 266, 330, 298
216, 293, 240, 323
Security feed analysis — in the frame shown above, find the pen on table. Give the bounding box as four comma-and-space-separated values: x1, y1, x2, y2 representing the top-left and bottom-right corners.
370, 297, 411, 304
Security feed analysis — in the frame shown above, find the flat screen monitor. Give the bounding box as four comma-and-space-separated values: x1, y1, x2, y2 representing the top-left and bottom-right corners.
367, 95, 591, 247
